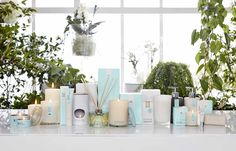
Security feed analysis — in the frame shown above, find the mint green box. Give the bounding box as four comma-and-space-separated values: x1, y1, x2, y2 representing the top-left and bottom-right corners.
119, 93, 143, 124
173, 106, 188, 126
98, 68, 120, 113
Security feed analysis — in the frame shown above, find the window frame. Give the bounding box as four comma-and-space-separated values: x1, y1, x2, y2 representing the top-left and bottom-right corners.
31, 0, 198, 91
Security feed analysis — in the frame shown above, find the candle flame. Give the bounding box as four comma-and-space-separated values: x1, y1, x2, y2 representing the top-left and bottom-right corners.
35, 99, 37, 105
49, 99, 52, 103
52, 82, 54, 88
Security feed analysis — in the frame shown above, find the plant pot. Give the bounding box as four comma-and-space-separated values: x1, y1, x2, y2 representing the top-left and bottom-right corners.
125, 83, 143, 92
72, 34, 96, 56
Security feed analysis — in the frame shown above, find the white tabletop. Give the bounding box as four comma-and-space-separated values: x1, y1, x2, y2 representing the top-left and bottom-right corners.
0, 125, 235, 151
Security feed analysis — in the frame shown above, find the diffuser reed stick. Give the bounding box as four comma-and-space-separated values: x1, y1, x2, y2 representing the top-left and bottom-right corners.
81, 78, 98, 109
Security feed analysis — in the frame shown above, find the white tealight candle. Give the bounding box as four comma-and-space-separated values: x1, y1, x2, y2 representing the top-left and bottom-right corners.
109, 99, 128, 126
28, 99, 41, 116
186, 110, 198, 126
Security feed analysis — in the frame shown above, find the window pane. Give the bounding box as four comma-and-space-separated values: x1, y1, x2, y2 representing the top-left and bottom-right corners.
80, 0, 120, 7
124, 14, 159, 83
163, 14, 201, 74
35, 14, 67, 38
63, 14, 121, 80
163, 0, 198, 7
124, 0, 159, 7
36, 0, 74, 7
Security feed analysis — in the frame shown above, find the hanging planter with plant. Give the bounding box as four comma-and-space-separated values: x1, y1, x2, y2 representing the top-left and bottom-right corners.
64, 4, 103, 56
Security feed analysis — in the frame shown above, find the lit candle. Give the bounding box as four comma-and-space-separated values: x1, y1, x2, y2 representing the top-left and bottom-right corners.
186, 110, 198, 126
109, 99, 128, 126
44, 82, 60, 124
41, 99, 59, 124
28, 99, 41, 116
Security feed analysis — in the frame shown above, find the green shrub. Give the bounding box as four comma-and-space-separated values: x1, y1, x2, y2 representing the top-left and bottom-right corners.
144, 62, 194, 97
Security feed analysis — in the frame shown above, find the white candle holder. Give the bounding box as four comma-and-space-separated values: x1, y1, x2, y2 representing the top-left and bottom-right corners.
73, 94, 89, 126
154, 95, 171, 125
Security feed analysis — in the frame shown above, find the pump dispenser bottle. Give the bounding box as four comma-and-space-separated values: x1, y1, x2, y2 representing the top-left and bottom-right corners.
170, 87, 184, 123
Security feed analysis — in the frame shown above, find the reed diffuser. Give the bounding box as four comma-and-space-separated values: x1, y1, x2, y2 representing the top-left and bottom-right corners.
82, 76, 116, 127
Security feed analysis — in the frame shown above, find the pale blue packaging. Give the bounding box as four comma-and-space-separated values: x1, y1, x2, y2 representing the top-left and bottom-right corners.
119, 93, 143, 124
98, 68, 120, 113
60, 86, 69, 126
173, 106, 188, 126
198, 100, 213, 114
17, 119, 32, 128
10, 114, 19, 127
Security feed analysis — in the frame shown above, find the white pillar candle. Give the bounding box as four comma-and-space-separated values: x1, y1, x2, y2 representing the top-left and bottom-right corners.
154, 95, 171, 125
109, 99, 128, 126
44, 83, 60, 123
28, 99, 41, 117
186, 110, 198, 126
45, 83, 60, 103
41, 100, 59, 124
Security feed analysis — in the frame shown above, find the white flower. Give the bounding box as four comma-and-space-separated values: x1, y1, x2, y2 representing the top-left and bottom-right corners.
77, 3, 90, 23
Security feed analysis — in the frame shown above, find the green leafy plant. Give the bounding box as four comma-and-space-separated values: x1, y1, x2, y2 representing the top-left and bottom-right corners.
0, 1, 75, 109
191, 0, 236, 104
47, 62, 86, 89
64, 4, 103, 36
144, 62, 194, 97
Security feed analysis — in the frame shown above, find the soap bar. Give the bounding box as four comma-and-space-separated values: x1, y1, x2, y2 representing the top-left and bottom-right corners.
120, 93, 143, 124
204, 114, 226, 126
198, 100, 213, 114
98, 69, 120, 113
173, 106, 188, 126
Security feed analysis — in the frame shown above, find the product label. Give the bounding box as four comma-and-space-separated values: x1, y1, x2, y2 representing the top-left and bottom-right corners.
48, 102, 53, 116
174, 99, 179, 107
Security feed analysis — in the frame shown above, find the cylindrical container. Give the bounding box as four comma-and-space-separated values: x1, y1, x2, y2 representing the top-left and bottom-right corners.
141, 89, 161, 124
109, 99, 129, 127
186, 110, 198, 126
40, 100, 59, 124
154, 95, 171, 125
184, 97, 200, 111
73, 94, 89, 126
28, 101, 41, 117
17, 114, 31, 128
76, 83, 98, 113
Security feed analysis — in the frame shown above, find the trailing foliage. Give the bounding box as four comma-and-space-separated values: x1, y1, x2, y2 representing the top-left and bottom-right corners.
0, 1, 85, 109
144, 62, 194, 97
192, 0, 236, 104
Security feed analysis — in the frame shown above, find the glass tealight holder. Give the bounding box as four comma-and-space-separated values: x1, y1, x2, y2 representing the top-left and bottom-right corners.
89, 109, 108, 128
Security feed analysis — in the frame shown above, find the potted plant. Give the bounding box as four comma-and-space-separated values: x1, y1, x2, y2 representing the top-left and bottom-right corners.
191, 0, 236, 110
144, 62, 194, 97
64, 4, 103, 56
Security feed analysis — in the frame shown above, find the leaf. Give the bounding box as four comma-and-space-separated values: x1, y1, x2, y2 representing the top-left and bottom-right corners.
200, 78, 208, 94
191, 29, 199, 45
212, 74, 223, 91
195, 52, 204, 64
200, 28, 210, 41
196, 64, 204, 74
